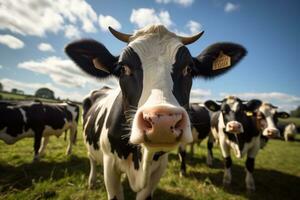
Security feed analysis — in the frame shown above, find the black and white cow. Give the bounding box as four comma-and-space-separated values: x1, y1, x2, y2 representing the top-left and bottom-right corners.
0, 101, 80, 161
178, 103, 211, 175
256, 104, 289, 148
204, 97, 289, 191
65, 24, 246, 200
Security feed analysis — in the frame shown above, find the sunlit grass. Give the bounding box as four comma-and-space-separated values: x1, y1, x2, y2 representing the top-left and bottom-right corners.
1, 119, 300, 199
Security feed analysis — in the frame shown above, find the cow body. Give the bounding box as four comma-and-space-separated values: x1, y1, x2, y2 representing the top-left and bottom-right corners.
178, 103, 211, 175
0, 101, 80, 160
66, 24, 246, 199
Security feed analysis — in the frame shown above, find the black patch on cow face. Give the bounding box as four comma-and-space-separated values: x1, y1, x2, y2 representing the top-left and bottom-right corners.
118, 47, 143, 110
106, 93, 142, 170
220, 100, 244, 126
189, 103, 211, 140
172, 46, 194, 108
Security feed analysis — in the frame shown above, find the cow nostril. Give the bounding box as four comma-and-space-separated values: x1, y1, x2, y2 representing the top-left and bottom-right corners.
174, 118, 183, 129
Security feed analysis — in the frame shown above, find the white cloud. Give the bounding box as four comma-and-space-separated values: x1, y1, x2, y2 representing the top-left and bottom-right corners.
0, 78, 84, 101
0, 0, 97, 38
38, 43, 55, 52
99, 15, 121, 31
219, 92, 300, 112
0, 64, 3, 69
186, 20, 202, 34
18, 56, 97, 88
17, 56, 119, 91
155, 0, 194, 7
130, 8, 173, 28
0, 34, 24, 49
224, 2, 239, 13
64, 25, 81, 39
190, 88, 212, 103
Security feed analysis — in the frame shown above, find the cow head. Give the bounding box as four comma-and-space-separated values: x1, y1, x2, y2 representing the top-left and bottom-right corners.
254, 103, 289, 138
205, 97, 261, 157
65, 25, 247, 152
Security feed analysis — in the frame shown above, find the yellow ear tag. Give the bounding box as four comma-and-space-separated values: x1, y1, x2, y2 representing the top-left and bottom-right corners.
246, 112, 253, 117
213, 51, 231, 70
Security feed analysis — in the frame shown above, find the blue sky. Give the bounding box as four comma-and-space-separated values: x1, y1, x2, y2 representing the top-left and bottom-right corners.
0, 0, 299, 111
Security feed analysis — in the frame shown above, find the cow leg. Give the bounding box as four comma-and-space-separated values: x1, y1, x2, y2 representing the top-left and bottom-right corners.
88, 155, 97, 189
33, 130, 43, 161
245, 157, 255, 191
66, 127, 77, 155
136, 155, 168, 200
219, 138, 232, 185
245, 137, 259, 191
103, 155, 123, 200
190, 142, 194, 157
223, 156, 232, 185
178, 144, 187, 177
38, 136, 50, 157
206, 133, 214, 167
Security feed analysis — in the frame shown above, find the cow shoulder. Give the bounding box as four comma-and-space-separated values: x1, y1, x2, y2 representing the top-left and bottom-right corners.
105, 92, 142, 170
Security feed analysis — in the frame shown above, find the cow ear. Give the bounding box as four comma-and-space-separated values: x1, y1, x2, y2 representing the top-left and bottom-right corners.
245, 99, 262, 111
204, 100, 221, 112
65, 39, 119, 78
192, 42, 247, 78
276, 112, 290, 119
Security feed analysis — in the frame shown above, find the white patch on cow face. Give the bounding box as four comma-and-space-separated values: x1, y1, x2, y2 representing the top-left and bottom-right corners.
259, 104, 279, 137
129, 33, 183, 108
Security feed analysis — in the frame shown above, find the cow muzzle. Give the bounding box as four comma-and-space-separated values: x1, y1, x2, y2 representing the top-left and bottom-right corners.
263, 128, 279, 138
130, 105, 192, 150
225, 121, 243, 134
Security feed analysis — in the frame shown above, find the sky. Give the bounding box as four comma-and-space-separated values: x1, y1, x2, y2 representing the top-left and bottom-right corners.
0, 0, 299, 111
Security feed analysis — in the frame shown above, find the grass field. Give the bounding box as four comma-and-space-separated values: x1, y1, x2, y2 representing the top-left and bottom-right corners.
1, 117, 300, 200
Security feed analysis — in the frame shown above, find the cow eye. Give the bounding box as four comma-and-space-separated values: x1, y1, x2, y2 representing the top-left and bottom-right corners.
182, 65, 192, 76
121, 65, 132, 76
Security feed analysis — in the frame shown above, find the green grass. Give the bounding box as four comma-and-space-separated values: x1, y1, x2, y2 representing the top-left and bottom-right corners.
280, 117, 300, 127
1, 120, 300, 199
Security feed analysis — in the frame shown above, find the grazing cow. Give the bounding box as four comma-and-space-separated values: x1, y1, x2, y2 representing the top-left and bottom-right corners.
0, 101, 80, 161
65, 24, 246, 199
178, 103, 211, 175
283, 123, 297, 141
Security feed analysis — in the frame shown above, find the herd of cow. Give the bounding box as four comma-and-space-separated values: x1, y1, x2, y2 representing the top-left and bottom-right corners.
0, 25, 298, 200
